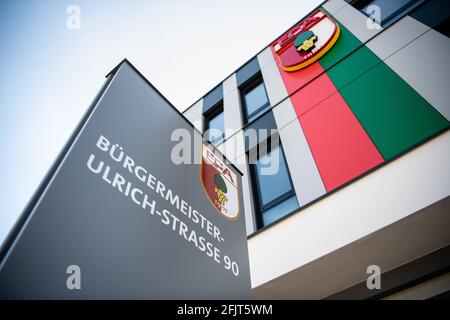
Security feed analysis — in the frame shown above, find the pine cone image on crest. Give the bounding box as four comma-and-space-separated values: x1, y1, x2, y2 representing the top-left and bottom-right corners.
214, 174, 227, 194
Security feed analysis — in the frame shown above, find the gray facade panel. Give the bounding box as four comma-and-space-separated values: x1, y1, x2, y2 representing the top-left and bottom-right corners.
322, 0, 348, 15
383, 28, 450, 120
223, 74, 244, 139
334, 2, 383, 43
236, 57, 260, 87
258, 48, 289, 108
366, 16, 430, 60
277, 106, 326, 206
203, 84, 224, 114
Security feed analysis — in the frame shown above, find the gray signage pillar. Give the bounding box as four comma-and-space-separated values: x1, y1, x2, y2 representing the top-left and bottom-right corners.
0, 60, 251, 299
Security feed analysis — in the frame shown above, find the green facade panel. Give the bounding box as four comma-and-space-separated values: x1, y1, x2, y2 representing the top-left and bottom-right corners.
319, 16, 380, 91
339, 62, 449, 160
318, 9, 449, 161
319, 20, 362, 71
325, 45, 381, 91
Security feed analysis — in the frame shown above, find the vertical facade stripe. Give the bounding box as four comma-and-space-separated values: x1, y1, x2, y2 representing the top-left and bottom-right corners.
370, 22, 450, 121
339, 61, 449, 160
324, 12, 449, 160
223, 74, 244, 139
258, 48, 326, 205
257, 48, 289, 107
272, 16, 384, 193
298, 91, 383, 191
318, 19, 365, 71
273, 7, 449, 192
184, 98, 203, 132
277, 101, 327, 205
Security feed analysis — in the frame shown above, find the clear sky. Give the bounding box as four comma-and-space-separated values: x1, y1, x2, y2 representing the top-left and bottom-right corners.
0, 0, 323, 245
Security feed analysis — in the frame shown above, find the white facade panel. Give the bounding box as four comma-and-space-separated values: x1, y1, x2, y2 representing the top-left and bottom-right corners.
382, 28, 450, 121
183, 99, 203, 131
277, 106, 326, 206
223, 74, 244, 139
366, 16, 430, 60
334, 2, 382, 43
322, 0, 348, 15
248, 131, 450, 288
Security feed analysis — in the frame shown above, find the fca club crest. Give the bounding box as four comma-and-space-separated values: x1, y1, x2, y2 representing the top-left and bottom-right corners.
272, 9, 340, 72
201, 145, 239, 220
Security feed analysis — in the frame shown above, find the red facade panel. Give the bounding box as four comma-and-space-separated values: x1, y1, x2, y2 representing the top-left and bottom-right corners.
298, 93, 384, 191
290, 71, 338, 117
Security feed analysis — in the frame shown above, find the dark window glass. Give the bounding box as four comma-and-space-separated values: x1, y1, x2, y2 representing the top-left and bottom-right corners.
242, 79, 270, 124
409, 0, 450, 37
251, 144, 299, 227
261, 195, 298, 226
435, 16, 450, 37
350, 0, 424, 27
255, 146, 292, 206
205, 108, 224, 144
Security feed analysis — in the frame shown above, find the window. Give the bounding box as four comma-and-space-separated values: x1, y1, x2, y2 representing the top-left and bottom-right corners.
241, 77, 270, 124
410, 0, 450, 38
435, 17, 450, 37
204, 106, 224, 145
250, 143, 299, 228
349, 0, 425, 27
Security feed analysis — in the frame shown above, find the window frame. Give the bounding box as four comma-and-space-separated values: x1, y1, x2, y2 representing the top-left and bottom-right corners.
203, 103, 225, 145
249, 140, 297, 228
240, 75, 271, 125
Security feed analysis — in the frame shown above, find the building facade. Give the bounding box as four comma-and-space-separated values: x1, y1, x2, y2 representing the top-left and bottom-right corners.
182, 0, 450, 299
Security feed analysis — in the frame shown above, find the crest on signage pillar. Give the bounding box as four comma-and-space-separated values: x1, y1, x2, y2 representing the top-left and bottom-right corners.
201, 145, 239, 220
272, 9, 340, 72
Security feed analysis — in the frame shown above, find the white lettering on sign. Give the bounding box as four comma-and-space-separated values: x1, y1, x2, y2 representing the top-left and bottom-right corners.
86, 135, 241, 277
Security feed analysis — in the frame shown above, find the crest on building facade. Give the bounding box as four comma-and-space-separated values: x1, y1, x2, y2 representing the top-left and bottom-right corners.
272, 9, 340, 72
200, 145, 239, 220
